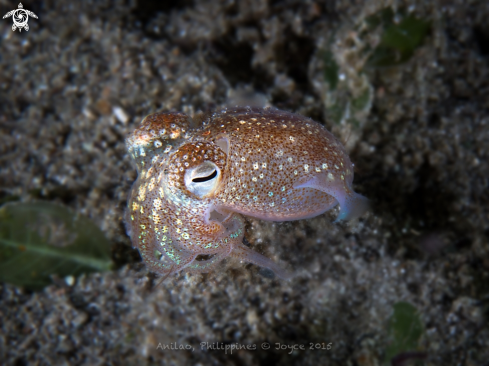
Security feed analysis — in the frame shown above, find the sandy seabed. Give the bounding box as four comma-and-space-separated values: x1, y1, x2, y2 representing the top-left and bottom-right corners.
0, 0, 488, 365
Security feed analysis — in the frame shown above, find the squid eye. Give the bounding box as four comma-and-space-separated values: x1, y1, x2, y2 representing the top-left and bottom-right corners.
192, 169, 217, 183
184, 161, 221, 198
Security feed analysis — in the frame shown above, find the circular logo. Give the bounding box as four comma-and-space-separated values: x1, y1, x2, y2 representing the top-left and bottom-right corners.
12, 9, 29, 29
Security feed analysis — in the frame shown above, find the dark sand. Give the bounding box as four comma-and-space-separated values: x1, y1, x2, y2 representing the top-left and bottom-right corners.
0, 0, 488, 365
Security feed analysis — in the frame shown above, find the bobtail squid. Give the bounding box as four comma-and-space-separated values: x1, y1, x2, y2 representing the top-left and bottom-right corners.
125, 107, 368, 279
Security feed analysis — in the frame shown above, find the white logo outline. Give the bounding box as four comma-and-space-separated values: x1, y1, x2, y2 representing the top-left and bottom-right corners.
3, 3, 38, 32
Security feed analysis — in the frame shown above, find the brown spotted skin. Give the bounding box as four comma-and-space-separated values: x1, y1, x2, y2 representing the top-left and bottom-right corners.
126, 107, 368, 279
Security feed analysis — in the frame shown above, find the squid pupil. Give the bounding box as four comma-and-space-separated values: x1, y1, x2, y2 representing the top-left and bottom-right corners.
192, 170, 217, 183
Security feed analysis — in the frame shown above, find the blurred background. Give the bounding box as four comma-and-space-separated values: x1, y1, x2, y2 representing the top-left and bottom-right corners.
0, 0, 488, 365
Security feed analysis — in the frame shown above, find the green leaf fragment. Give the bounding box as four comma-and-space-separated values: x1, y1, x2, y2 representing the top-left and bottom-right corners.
322, 50, 339, 90
0, 201, 113, 290
385, 302, 424, 364
367, 12, 430, 67
382, 15, 430, 52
